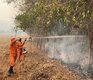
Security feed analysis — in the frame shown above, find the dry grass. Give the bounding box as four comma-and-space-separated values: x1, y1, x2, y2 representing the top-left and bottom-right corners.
0, 36, 10, 80
0, 36, 90, 80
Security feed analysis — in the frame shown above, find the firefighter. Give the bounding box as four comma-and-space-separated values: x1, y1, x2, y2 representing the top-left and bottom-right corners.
16, 38, 27, 61
8, 38, 17, 76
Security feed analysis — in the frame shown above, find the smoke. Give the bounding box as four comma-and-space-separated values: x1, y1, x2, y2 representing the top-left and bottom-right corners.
35, 36, 90, 74
31, 21, 90, 74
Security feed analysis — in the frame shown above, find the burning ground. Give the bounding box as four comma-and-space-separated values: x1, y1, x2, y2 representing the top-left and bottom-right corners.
0, 36, 92, 80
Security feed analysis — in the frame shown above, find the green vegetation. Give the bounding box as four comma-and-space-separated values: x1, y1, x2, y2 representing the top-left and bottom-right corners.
6, 0, 93, 35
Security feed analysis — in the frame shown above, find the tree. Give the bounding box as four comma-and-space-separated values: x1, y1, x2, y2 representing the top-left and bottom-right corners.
6, 0, 93, 36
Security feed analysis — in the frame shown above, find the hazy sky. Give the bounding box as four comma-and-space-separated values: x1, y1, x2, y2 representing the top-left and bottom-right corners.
0, 0, 26, 36
0, 0, 16, 34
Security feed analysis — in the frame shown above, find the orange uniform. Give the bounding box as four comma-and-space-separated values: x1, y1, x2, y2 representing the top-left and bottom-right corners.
9, 38, 17, 66
16, 41, 25, 61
